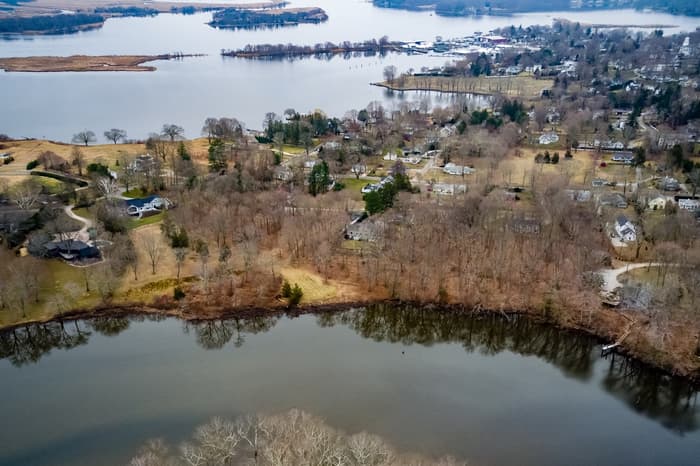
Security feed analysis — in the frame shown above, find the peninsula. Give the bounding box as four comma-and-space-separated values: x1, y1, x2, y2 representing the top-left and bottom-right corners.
0, 54, 192, 72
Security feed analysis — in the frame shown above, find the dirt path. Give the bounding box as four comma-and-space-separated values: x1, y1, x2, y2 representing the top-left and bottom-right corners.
599, 262, 662, 292
64, 205, 93, 237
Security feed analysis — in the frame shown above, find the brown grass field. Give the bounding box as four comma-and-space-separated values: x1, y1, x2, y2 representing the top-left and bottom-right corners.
376, 75, 555, 100
0, 55, 169, 72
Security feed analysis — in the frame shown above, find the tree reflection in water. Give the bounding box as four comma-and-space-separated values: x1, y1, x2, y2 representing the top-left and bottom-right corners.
183, 316, 279, 350
321, 304, 699, 434
0, 306, 696, 433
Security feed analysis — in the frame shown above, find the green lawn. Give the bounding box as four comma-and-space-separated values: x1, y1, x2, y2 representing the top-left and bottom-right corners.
129, 212, 164, 229
342, 177, 369, 191
122, 188, 150, 199
0, 258, 99, 327
34, 176, 72, 195
72, 207, 96, 223
282, 144, 307, 155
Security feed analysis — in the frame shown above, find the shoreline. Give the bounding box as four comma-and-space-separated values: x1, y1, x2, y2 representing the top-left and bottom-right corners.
371, 81, 495, 97
3, 299, 698, 385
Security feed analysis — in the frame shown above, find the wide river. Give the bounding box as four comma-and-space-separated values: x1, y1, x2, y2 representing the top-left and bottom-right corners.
0, 307, 698, 466
0, 1, 698, 140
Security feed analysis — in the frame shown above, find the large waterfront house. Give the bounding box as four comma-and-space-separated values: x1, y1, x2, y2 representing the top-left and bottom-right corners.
125, 196, 170, 217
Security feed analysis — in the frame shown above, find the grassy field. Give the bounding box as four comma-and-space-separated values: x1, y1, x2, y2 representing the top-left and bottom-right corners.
280, 267, 337, 304
0, 259, 99, 327
0, 139, 146, 185
122, 188, 150, 199
377, 74, 554, 100
339, 177, 369, 201
128, 212, 165, 229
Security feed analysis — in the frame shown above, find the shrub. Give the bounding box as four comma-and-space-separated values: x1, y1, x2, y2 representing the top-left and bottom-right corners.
281, 280, 292, 298
87, 162, 110, 177
288, 283, 303, 307
26, 159, 39, 170
173, 287, 186, 300
2, 156, 13, 165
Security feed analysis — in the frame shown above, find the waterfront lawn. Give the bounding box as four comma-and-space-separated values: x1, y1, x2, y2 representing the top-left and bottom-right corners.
280, 267, 337, 303
129, 212, 164, 229
0, 259, 99, 328
123, 188, 150, 199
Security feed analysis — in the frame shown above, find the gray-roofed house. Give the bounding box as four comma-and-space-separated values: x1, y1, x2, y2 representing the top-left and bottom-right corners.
614, 215, 636, 242
611, 151, 634, 164
599, 193, 628, 209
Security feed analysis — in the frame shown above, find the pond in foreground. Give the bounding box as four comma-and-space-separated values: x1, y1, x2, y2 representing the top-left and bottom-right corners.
0, 306, 698, 466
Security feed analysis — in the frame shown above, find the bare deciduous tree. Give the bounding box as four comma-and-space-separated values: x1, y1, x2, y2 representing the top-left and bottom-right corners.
143, 232, 164, 275
10, 179, 42, 210
96, 177, 120, 200
71, 146, 85, 176
161, 124, 184, 142
104, 128, 127, 144
72, 130, 96, 146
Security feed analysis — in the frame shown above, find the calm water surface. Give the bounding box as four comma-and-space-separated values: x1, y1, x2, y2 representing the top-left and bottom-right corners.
0, 307, 698, 466
0, 1, 698, 140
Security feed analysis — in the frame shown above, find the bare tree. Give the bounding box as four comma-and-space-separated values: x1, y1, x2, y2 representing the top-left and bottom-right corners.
10, 180, 42, 210
383, 65, 397, 83
174, 248, 187, 281
96, 177, 120, 200
104, 128, 127, 144
71, 146, 85, 176
72, 130, 96, 146
143, 232, 164, 275
161, 124, 184, 142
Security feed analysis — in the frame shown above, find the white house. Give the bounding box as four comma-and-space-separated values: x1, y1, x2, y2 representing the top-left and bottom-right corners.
443, 163, 475, 176
647, 196, 667, 211
611, 152, 634, 164
678, 199, 700, 211
615, 215, 637, 242
431, 183, 467, 195
538, 133, 559, 145
303, 159, 319, 169
125, 196, 170, 217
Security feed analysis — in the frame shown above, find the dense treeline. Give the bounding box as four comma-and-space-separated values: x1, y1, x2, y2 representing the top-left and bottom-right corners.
222, 37, 401, 59
94, 7, 159, 17
209, 7, 328, 29
373, 0, 700, 16
0, 13, 104, 34
262, 110, 340, 144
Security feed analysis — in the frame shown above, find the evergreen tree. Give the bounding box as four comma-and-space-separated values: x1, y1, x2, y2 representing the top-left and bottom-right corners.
208, 139, 227, 173
178, 142, 191, 161
308, 160, 330, 196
